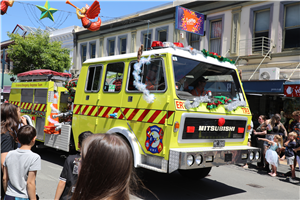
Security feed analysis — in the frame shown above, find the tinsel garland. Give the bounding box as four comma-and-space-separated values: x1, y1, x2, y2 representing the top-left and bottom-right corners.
224, 100, 247, 112
184, 95, 245, 111
184, 95, 211, 109
133, 55, 155, 104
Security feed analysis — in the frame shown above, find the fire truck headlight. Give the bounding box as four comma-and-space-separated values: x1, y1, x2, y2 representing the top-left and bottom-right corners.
195, 154, 202, 165
255, 151, 260, 160
187, 155, 194, 166
249, 152, 254, 160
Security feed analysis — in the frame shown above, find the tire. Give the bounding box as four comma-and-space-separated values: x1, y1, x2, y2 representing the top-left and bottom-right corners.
178, 167, 212, 180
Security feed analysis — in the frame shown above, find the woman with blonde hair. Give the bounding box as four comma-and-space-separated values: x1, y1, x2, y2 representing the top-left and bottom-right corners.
71, 133, 135, 200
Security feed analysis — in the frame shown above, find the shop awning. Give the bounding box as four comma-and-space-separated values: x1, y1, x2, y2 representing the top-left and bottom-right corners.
242, 80, 286, 94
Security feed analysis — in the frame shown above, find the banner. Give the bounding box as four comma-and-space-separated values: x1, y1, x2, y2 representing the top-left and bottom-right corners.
175, 6, 205, 36
284, 84, 300, 97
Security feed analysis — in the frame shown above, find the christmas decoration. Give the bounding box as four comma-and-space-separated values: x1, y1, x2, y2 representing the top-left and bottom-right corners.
36, 0, 57, 22
1, 0, 14, 15
132, 55, 155, 104
184, 95, 211, 109
201, 49, 235, 64
63, 79, 77, 100
67, 0, 101, 32
224, 100, 247, 112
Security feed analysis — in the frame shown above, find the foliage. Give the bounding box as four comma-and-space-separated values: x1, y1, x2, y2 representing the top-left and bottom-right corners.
7, 29, 71, 75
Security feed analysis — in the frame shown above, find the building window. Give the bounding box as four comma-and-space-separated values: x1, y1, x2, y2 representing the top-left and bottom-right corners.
109, 40, 115, 56
284, 3, 300, 49
253, 9, 270, 52
143, 33, 152, 50
86, 65, 102, 92
189, 33, 200, 50
90, 43, 96, 58
209, 20, 222, 55
120, 38, 126, 54
231, 12, 240, 54
103, 62, 124, 92
158, 30, 167, 42
82, 45, 87, 63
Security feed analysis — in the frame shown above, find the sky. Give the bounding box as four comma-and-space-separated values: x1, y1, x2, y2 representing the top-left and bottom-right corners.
1, 0, 172, 42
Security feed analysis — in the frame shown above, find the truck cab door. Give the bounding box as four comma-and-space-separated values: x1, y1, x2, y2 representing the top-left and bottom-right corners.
73, 65, 103, 137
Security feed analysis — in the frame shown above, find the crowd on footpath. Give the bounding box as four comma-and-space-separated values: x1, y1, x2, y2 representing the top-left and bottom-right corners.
244, 110, 300, 183
1, 102, 148, 200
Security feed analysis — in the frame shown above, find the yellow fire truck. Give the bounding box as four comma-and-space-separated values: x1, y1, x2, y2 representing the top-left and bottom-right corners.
9, 42, 260, 179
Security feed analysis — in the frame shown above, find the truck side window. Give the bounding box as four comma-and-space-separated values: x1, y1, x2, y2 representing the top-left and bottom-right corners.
103, 62, 124, 92
86, 65, 102, 92
127, 59, 166, 92
21, 89, 34, 103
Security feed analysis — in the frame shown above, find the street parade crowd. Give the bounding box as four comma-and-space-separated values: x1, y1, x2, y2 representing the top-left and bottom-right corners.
248, 111, 300, 183
1, 101, 300, 200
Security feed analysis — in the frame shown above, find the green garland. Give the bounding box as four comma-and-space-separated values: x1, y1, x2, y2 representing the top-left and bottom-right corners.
206, 96, 232, 110
63, 81, 77, 100
201, 49, 235, 64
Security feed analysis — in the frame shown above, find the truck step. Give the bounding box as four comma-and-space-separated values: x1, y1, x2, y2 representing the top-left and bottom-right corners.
137, 163, 167, 173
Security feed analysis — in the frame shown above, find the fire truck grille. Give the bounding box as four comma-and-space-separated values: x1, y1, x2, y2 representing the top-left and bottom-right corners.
182, 117, 247, 140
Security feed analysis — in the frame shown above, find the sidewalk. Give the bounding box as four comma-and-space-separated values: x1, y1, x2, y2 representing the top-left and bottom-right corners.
240, 161, 300, 184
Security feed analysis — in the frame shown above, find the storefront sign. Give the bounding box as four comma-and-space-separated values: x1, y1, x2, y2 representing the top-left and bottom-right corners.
175, 6, 205, 36
284, 85, 300, 97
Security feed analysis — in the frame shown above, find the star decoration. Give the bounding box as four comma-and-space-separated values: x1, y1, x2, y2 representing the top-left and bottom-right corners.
36, 1, 57, 22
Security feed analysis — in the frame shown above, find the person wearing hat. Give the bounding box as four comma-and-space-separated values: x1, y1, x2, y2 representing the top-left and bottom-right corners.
191, 76, 209, 96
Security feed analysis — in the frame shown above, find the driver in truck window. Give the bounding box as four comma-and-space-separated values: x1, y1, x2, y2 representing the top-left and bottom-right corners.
191, 76, 209, 96
145, 64, 159, 90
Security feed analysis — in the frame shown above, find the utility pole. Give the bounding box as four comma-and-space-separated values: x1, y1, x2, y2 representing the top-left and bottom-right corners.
1, 48, 6, 103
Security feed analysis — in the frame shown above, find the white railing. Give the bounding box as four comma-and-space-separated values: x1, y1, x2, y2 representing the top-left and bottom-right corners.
239, 37, 272, 58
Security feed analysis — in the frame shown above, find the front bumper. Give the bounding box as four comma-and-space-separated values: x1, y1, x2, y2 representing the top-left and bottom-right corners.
169, 146, 261, 173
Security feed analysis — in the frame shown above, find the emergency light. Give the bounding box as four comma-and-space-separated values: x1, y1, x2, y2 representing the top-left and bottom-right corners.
151, 41, 184, 48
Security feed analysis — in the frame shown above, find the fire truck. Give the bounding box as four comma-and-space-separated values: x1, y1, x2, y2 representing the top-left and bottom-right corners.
9, 41, 261, 179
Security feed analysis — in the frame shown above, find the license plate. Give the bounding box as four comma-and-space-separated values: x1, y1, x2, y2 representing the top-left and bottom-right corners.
213, 140, 225, 147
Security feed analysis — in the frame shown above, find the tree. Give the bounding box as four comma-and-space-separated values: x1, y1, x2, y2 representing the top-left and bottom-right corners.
7, 29, 71, 75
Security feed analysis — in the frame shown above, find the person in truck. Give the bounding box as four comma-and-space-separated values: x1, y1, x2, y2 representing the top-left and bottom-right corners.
191, 76, 209, 96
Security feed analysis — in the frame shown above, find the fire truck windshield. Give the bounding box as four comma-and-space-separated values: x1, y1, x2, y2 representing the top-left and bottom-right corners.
173, 55, 244, 101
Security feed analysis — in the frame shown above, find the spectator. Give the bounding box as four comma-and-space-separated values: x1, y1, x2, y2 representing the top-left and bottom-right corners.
258, 135, 283, 177
280, 132, 297, 182
291, 110, 300, 175
268, 113, 287, 140
253, 115, 268, 168
2, 125, 41, 200
1, 103, 20, 199
54, 131, 93, 200
71, 133, 134, 200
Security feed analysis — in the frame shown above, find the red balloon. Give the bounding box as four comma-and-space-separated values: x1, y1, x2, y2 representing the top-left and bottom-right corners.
218, 117, 225, 126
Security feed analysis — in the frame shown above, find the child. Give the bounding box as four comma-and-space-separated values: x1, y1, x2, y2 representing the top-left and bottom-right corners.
3, 125, 41, 200
54, 131, 93, 200
258, 135, 283, 177
280, 132, 297, 182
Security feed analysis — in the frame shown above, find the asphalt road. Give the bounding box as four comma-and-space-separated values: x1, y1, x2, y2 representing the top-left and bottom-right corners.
36, 149, 300, 200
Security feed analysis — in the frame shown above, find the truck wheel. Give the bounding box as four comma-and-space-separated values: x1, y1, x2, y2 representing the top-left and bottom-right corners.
178, 167, 212, 180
